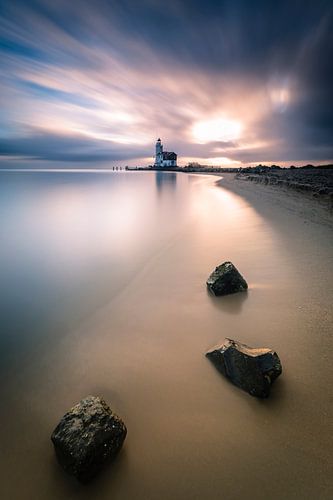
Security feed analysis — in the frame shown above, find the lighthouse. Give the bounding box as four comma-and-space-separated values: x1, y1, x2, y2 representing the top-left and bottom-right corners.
155, 138, 163, 167
154, 138, 177, 168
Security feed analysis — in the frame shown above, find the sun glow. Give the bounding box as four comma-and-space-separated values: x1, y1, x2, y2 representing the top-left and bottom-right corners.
192, 117, 242, 143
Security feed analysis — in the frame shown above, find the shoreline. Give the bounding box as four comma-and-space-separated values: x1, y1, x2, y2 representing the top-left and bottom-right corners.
210, 172, 333, 230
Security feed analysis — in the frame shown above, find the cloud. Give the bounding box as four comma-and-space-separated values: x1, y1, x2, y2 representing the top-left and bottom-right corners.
0, 129, 149, 162
0, 0, 332, 166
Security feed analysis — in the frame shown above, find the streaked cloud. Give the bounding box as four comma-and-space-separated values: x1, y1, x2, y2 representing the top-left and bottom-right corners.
0, 0, 332, 166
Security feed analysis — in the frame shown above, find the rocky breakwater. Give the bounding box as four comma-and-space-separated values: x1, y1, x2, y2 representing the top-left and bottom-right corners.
51, 396, 127, 482
236, 166, 333, 207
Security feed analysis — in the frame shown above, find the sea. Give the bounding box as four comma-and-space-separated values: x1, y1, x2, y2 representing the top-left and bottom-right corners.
0, 169, 332, 499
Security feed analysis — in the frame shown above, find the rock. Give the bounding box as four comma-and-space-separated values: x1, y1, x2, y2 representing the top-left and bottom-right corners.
206, 338, 282, 398
51, 396, 127, 482
206, 261, 248, 296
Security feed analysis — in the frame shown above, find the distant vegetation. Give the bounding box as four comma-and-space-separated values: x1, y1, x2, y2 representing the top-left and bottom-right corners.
171, 162, 333, 173
238, 163, 333, 173
182, 162, 333, 173
127, 163, 333, 175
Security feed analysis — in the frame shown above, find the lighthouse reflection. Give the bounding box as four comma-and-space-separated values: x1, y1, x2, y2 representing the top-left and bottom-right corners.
155, 171, 177, 192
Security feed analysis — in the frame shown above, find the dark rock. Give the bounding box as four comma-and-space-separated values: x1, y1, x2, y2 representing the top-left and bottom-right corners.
206, 261, 248, 296
206, 338, 282, 398
51, 396, 127, 482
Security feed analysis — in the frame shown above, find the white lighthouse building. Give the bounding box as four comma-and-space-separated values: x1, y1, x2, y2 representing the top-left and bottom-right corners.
154, 138, 177, 168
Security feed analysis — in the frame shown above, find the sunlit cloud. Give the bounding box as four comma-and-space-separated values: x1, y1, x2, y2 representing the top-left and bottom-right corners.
267, 76, 293, 113
269, 86, 290, 112
182, 156, 241, 168
192, 118, 242, 144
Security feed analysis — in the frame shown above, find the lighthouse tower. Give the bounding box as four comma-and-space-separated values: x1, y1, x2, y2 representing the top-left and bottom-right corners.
153, 138, 177, 168
154, 138, 163, 167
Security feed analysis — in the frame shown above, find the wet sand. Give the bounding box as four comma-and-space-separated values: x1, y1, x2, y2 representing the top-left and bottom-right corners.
1, 171, 333, 499
218, 172, 333, 228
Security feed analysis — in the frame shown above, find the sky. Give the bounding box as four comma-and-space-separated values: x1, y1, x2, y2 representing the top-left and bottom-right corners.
0, 0, 332, 167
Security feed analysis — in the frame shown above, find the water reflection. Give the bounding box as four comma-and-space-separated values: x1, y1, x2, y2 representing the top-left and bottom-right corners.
207, 289, 248, 314
155, 171, 177, 192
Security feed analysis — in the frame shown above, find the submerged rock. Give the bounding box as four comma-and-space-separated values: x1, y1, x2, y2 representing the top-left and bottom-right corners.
206, 261, 248, 296
51, 396, 127, 482
206, 338, 282, 398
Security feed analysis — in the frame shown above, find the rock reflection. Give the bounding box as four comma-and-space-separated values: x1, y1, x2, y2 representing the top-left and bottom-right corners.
207, 289, 248, 314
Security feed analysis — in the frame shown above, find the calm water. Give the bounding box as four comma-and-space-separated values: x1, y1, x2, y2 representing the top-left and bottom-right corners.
0, 170, 332, 499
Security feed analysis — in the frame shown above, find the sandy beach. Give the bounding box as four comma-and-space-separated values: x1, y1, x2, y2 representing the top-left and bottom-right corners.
1, 170, 332, 499
220, 171, 333, 229
218, 171, 333, 228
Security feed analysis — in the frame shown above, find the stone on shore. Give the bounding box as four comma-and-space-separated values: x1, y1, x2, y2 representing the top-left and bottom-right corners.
206, 338, 282, 398
206, 261, 248, 296
51, 396, 127, 482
